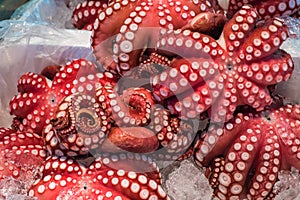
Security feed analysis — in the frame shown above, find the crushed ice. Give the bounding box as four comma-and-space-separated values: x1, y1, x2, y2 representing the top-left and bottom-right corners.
0, 177, 38, 200
274, 167, 300, 200
165, 159, 213, 200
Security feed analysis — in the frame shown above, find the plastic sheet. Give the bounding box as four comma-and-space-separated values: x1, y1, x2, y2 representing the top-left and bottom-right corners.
0, 1, 93, 127
11, 0, 81, 28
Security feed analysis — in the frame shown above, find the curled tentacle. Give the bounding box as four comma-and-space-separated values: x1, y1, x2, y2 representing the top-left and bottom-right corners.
96, 85, 156, 127
148, 108, 196, 161
44, 93, 111, 157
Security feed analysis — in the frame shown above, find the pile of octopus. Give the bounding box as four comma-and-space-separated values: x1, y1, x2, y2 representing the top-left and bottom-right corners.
1, 0, 300, 199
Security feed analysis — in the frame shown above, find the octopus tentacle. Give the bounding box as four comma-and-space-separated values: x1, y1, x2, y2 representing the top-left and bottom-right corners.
29, 155, 169, 199
10, 59, 106, 133
151, 58, 224, 118
149, 108, 196, 160
138, 52, 170, 78
206, 157, 225, 190
165, 118, 195, 158
96, 85, 155, 127
247, 132, 281, 199
237, 78, 273, 111
156, 29, 225, 60
226, 0, 300, 20
194, 104, 300, 199
219, 5, 258, 56
215, 123, 263, 198
237, 18, 288, 63
194, 115, 248, 166
274, 105, 300, 170
151, 58, 221, 100
44, 92, 110, 157
98, 153, 162, 183
118, 87, 155, 126
92, 0, 214, 75
149, 108, 174, 147
72, 0, 108, 30
237, 51, 294, 86
151, 5, 293, 121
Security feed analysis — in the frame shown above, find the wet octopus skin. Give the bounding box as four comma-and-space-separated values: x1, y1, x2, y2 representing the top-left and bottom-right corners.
194, 104, 300, 199
72, 0, 216, 75
9, 58, 116, 134
151, 5, 294, 122
44, 85, 157, 157
0, 128, 47, 181
216, 0, 300, 19
44, 83, 196, 161
28, 155, 170, 200
72, 0, 109, 30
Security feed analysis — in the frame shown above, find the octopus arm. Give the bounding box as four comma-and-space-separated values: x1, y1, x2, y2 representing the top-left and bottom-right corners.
237, 18, 288, 63
237, 50, 294, 86
194, 119, 242, 166
221, 5, 258, 53
247, 131, 281, 199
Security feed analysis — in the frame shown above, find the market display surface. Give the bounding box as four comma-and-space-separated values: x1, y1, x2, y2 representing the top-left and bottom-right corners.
1, 0, 300, 199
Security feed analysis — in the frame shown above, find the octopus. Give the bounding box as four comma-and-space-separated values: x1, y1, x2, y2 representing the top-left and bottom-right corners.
1, 1, 299, 199
72, 0, 224, 75
194, 104, 300, 199
150, 5, 294, 122
44, 82, 196, 161
0, 126, 169, 199
28, 154, 169, 200
9, 59, 116, 134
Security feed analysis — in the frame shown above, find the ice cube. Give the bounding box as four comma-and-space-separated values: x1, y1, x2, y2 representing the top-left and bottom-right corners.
165, 159, 213, 200
274, 168, 300, 200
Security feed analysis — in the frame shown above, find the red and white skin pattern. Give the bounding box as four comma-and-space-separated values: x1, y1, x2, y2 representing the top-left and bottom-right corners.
9, 59, 116, 134
137, 52, 170, 78
147, 107, 196, 161
90, 0, 215, 75
0, 128, 47, 181
217, 0, 300, 19
28, 155, 170, 200
72, 1, 108, 30
151, 5, 294, 122
44, 82, 195, 161
194, 104, 300, 199
43, 85, 157, 157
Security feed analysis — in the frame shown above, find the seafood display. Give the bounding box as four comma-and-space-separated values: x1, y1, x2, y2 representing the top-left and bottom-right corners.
0, 0, 300, 199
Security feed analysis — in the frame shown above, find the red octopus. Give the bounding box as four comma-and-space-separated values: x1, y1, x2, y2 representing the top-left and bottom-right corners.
151, 5, 294, 122
0, 120, 169, 199
28, 154, 169, 199
9, 59, 116, 134
44, 83, 196, 161
1, 1, 299, 199
194, 104, 300, 199
72, 0, 220, 75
